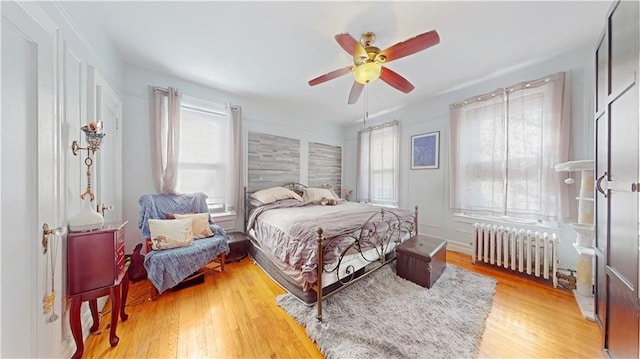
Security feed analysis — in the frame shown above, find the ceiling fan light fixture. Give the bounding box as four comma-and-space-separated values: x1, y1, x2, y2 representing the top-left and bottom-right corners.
309, 30, 440, 103
354, 62, 381, 84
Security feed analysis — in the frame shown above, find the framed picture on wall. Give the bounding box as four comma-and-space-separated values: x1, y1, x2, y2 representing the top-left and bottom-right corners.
411, 131, 440, 169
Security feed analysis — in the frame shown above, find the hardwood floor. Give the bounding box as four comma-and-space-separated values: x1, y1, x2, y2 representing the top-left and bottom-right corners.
81, 251, 603, 358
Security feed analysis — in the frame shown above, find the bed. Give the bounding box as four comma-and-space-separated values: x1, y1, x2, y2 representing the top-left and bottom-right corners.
245, 183, 417, 320
138, 193, 230, 298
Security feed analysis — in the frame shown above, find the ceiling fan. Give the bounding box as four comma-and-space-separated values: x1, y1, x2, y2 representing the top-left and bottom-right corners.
308, 30, 440, 104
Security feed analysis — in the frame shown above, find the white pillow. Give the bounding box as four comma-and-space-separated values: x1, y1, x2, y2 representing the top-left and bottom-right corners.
173, 213, 214, 239
303, 188, 339, 203
148, 218, 194, 250
251, 186, 303, 204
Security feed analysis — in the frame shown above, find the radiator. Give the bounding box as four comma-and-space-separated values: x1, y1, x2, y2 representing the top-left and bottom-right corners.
472, 223, 559, 288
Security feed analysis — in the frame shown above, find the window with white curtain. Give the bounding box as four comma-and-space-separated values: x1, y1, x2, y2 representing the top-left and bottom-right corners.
176, 96, 229, 211
450, 72, 570, 221
357, 120, 399, 207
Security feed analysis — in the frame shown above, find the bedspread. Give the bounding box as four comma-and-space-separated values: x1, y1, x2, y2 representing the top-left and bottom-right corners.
248, 201, 413, 290
144, 224, 229, 293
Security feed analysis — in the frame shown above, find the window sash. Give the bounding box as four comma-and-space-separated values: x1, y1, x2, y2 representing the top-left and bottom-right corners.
357, 121, 399, 206
176, 100, 229, 208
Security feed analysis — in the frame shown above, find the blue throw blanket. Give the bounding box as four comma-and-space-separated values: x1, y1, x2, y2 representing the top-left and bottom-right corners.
138, 193, 230, 293
144, 224, 230, 293
138, 192, 211, 238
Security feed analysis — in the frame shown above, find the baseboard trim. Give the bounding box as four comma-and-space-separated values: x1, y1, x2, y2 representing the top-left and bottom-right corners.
446, 241, 472, 256
416, 233, 472, 256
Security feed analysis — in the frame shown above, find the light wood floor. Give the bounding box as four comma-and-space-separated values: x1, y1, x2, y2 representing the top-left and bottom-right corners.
82, 251, 603, 358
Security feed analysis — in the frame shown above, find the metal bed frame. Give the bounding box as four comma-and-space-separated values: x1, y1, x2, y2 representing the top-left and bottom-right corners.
244, 183, 417, 320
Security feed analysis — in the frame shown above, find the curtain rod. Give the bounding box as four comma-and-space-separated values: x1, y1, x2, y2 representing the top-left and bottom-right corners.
181, 104, 226, 116
450, 72, 565, 108
359, 119, 398, 134
152, 87, 240, 115
152, 86, 169, 94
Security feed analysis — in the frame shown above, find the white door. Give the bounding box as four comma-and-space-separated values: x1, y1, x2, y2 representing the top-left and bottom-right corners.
1, 2, 62, 357
89, 68, 122, 223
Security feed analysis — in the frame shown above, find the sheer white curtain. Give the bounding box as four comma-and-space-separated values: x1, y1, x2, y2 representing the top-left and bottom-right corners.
450, 72, 570, 221
357, 120, 399, 206
226, 104, 243, 212
450, 91, 506, 216
150, 86, 181, 194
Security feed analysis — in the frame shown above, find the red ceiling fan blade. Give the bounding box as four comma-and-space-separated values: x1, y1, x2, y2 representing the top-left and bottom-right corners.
308, 65, 353, 86
378, 30, 440, 63
335, 33, 367, 58
380, 67, 415, 93
348, 81, 364, 104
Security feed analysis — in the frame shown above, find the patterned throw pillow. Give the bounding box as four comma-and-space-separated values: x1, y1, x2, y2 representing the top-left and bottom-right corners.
148, 218, 194, 250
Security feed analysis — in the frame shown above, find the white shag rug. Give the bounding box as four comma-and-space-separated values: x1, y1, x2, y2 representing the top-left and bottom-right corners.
276, 264, 497, 359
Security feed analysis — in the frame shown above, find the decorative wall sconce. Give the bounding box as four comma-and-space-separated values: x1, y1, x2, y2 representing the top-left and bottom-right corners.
72, 121, 105, 155
69, 122, 106, 232
71, 122, 105, 202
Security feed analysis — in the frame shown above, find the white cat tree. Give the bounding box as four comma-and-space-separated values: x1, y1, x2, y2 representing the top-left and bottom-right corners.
555, 159, 595, 321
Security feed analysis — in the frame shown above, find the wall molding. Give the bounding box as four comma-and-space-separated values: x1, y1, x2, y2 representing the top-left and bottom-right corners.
50, 1, 122, 94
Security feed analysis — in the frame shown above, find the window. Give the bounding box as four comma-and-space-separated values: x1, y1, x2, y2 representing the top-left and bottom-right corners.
450, 72, 569, 221
357, 120, 399, 206
176, 96, 229, 212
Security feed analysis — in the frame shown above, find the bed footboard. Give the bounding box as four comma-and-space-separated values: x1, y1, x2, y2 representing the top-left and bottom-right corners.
314, 206, 418, 320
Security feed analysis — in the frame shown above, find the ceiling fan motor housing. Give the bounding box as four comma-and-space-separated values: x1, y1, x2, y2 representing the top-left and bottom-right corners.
354, 32, 386, 65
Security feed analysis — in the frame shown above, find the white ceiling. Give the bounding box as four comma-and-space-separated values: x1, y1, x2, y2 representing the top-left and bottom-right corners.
61, 1, 612, 126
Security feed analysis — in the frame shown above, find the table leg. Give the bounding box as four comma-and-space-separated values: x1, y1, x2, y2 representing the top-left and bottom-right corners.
108, 286, 120, 347
120, 274, 129, 321
88, 299, 100, 332
70, 297, 84, 359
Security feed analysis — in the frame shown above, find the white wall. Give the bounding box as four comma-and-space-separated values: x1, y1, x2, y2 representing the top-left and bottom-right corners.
121, 65, 345, 251
343, 44, 595, 270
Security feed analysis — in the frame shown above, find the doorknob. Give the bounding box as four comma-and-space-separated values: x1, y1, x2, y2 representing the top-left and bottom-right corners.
595, 172, 608, 198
